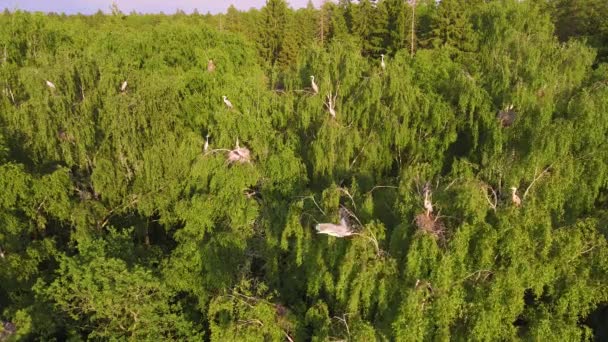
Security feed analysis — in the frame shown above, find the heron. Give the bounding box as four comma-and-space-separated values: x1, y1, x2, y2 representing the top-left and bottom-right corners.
120, 80, 128, 92
380, 54, 386, 70
45, 80, 56, 89
223, 95, 233, 109
316, 217, 355, 238
310, 75, 319, 94
207, 59, 216, 73
325, 92, 337, 118
204, 133, 210, 152
510, 187, 521, 207
423, 186, 433, 217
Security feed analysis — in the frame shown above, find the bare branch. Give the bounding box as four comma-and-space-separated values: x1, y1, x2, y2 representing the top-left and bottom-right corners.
338, 187, 356, 210
332, 314, 351, 340
294, 195, 326, 216
480, 182, 497, 212
365, 185, 398, 195
523, 165, 552, 200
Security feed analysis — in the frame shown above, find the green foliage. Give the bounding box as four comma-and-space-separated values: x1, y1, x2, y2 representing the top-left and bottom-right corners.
1, 2, 608, 340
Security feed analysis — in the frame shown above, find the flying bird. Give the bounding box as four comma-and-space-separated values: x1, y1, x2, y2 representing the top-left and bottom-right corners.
223, 95, 233, 109
316, 217, 355, 238
315, 209, 356, 238
310, 75, 319, 94
45, 80, 56, 89
120, 80, 128, 92
380, 54, 386, 70
207, 59, 216, 73
510, 187, 521, 207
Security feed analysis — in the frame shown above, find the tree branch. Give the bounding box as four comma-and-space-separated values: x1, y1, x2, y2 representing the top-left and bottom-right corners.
523, 165, 552, 200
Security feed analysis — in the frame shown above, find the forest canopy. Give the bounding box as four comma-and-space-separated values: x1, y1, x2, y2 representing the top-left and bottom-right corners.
1, 0, 608, 340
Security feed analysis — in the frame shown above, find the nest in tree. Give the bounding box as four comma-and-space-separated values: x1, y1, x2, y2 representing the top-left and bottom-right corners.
497, 106, 517, 127
58, 129, 75, 143
227, 146, 251, 164
0, 321, 16, 340
415, 213, 445, 238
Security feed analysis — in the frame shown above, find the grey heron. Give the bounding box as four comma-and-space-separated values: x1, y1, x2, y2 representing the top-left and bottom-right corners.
207, 59, 216, 73
310, 75, 319, 94
204, 133, 210, 152
315, 208, 355, 238
324, 92, 337, 118
423, 186, 433, 217
223, 95, 233, 109
510, 187, 521, 207
315, 219, 354, 238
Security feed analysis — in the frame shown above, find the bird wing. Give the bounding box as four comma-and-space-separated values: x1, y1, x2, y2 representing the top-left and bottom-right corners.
316, 222, 353, 238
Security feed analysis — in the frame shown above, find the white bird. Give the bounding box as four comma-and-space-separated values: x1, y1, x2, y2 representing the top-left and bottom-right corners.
423, 187, 433, 217
0, 247, 4, 259
315, 217, 355, 238
223, 95, 233, 109
207, 59, 216, 73
45, 80, 56, 89
120, 80, 128, 92
510, 187, 521, 207
380, 54, 386, 70
204, 133, 210, 152
325, 92, 337, 118
310, 75, 319, 94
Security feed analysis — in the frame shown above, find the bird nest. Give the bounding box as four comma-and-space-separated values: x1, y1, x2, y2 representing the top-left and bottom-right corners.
227, 146, 251, 164
415, 213, 445, 238
497, 106, 517, 127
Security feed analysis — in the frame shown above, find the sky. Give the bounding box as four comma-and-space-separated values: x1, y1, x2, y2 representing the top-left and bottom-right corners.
0, 0, 325, 15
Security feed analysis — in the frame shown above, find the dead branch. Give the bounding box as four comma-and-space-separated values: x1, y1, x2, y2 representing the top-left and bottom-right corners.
523, 165, 552, 200
332, 314, 351, 340
365, 185, 398, 196
480, 182, 497, 212
444, 178, 459, 191
457, 269, 494, 284
295, 195, 326, 216
283, 331, 295, 342
338, 188, 356, 210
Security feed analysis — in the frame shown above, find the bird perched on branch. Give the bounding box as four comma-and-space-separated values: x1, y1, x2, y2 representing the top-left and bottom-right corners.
423, 183, 433, 217
310, 75, 319, 94
510, 187, 521, 207
204, 133, 210, 152
223, 95, 233, 109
